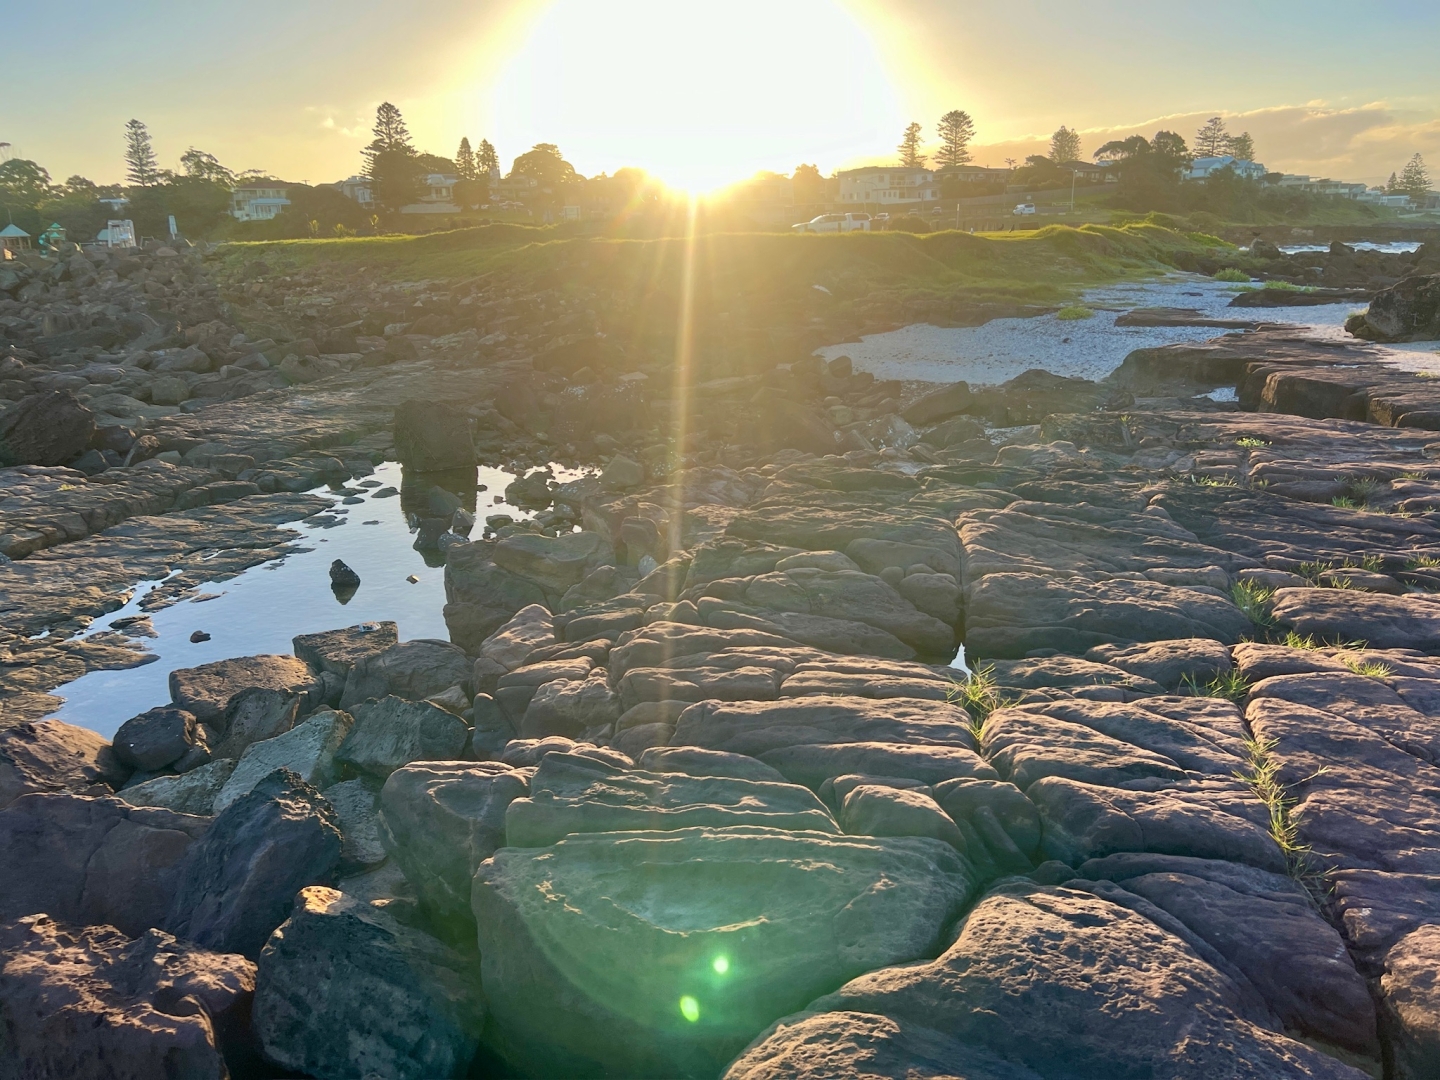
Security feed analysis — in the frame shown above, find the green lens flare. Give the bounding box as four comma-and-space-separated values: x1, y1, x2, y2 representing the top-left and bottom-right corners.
712, 955, 730, 975
679, 995, 701, 1022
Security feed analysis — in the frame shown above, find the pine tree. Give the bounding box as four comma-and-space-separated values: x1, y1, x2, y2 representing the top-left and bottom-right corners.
1225, 131, 1255, 162
124, 119, 160, 187
898, 122, 927, 168
1398, 154, 1431, 200
1049, 125, 1081, 164
362, 103, 422, 211
934, 111, 975, 169
1194, 116, 1229, 158
1387, 172, 1400, 193
456, 138, 476, 181
477, 139, 499, 176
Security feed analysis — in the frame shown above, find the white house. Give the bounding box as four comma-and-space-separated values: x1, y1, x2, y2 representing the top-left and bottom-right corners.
400, 173, 461, 215
1277, 175, 1369, 198
231, 184, 290, 221
1184, 156, 1267, 182
334, 175, 374, 208
837, 166, 938, 207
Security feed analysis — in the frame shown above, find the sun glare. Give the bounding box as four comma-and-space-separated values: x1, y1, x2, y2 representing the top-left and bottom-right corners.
490, 0, 902, 192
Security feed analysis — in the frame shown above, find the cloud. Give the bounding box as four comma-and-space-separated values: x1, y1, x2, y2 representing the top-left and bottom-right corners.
967, 103, 1440, 186
304, 105, 369, 140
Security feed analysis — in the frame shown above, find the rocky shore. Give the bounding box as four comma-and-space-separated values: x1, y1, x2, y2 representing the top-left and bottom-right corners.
4, 236, 1440, 1077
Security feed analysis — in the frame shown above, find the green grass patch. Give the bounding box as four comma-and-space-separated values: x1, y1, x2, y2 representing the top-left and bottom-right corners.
1232, 581, 1276, 630
1055, 305, 1095, 320
1235, 437, 1269, 448
1340, 654, 1394, 679
1182, 668, 1252, 702
948, 665, 1015, 742
1237, 734, 1325, 888
1213, 267, 1250, 282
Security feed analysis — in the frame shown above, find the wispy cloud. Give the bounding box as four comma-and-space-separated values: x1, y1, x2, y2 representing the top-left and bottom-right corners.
304, 105, 369, 140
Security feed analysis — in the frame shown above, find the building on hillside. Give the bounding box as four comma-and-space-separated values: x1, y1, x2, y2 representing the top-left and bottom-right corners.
837, 166, 938, 207
940, 165, 1012, 185
491, 174, 539, 207
1056, 160, 1109, 183
231, 184, 291, 221
1184, 156, 1267, 182
1277, 175, 1369, 198
333, 176, 374, 208
0, 224, 32, 252
1356, 190, 1418, 208
400, 173, 462, 215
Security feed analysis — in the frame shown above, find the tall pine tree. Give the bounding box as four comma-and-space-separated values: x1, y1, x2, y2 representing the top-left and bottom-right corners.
124, 119, 160, 187
477, 139, 500, 177
1049, 125, 1081, 164
362, 103, 422, 211
455, 138, 476, 181
1398, 154, 1431, 200
898, 122, 926, 168
934, 111, 976, 169
1194, 116, 1229, 158
1225, 131, 1255, 162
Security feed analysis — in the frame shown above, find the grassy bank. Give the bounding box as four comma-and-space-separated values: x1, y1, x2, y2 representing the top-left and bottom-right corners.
220, 221, 1234, 308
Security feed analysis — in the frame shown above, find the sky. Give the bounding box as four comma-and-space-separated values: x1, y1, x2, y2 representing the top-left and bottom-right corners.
4, 0, 1439, 191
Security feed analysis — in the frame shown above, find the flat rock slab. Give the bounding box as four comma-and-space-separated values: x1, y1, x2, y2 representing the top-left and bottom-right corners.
292, 621, 398, 677
0, 718, 127, 807
0, 914, 254, 1080
1272, 588, 1440, 652
965, 572, 1252, 659
472, 825, 976, 1078
169, 654, 323, 726
253, 886, 484, 1080
795, 880, 1367, 1080
505, 750, 838, 847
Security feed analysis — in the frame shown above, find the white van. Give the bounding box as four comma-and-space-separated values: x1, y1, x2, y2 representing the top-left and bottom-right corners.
1013, 203, 1037, 216
793, 213, 871, 233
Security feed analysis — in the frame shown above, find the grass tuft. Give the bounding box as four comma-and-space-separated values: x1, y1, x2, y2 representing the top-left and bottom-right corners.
948, 665, 1015, 742
1339, 654, 1394, 679
1236, 436, 1270, 449
1181, 668, 1252, 702
1232, 580, 1276, 629
1237, 734, 1325, 889
1055, 305, 1095, 321
1213, 267, 1250, 282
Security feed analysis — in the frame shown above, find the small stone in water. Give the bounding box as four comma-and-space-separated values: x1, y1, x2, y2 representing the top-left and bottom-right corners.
406, 574, 420, 584
190, 630, 210, 643
330, 560, 362, 588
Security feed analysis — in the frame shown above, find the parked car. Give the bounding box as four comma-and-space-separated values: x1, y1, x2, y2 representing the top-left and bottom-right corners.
1013, 203, 1037, 216
930, 207, 945, 216
873, 213, 891, 222
792, 213, 871, 233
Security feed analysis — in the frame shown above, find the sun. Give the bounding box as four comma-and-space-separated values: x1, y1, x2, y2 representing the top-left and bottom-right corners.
488, 0, 902, 193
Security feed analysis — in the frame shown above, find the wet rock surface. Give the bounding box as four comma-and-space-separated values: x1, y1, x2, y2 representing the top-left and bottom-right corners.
7, 242, 1440, 1076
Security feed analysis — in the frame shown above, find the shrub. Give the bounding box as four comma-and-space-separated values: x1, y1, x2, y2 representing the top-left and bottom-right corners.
1055, 305, 1094, 320
1213, 267, 1250, 282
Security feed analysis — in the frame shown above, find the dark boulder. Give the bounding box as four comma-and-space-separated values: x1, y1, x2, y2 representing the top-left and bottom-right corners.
0, 719, 129, 807
0, 390, 96, 466
392, 399, 476, 472
1347, 274, 1440, 343
112, 706, 206, 772
165, 769, 342, 958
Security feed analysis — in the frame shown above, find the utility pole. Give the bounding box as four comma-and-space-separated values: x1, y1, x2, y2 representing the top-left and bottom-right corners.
1070, 169, 1077, 215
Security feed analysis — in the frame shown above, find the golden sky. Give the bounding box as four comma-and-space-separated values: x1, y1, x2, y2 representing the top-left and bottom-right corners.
6, 0, 1439, 188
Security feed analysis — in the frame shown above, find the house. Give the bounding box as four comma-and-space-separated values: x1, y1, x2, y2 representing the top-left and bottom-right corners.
400, 173, 461, 215
333, 175, 374, 208
492, 174, 539, 205
1057, 160, 1107, 183
939, 165, 1011, 184
0, 224, 31, 252
231, 184, 291, 221
1184, 156, 1267, 182
837, 166, 938, 206
1278, 175, 1369, 198
1356, 190, 1416, 208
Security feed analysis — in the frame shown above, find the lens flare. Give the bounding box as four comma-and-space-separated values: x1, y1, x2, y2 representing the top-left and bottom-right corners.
679, 995, 701, 1022
712, 955, 730, 975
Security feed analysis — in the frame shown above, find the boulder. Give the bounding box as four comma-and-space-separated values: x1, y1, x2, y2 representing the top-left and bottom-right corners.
214, 707, 353, 813
505, 751, 838, 846
600, 454, 646, 490
213, 687, 300, 759
322, 778, 387, 867
166, 769, 342, 958
0, 793, 207, 936
292, 621, 398, 676
0, 390, 96, 466
472, 826, 977, 1078
1380, 924, 1440, 1080
726, 1011, 1044, 1079
253, 887, 484, 1080
478, 604, 555, 671
839, 784, 965, 850
0, 914, 255, 1080
443, 544, 549, 652
339, 639, 472, 710
169, 654, 323, 727
112, 706, 205, 772
1347, 273, 1440, 343
520, 671, 622, 738
392, 399, 476, 471
119, 758, 237, 816
1084, 638, 1234, 690
767, 880, 1363, 1080
0, 719, 128, 807
492, 530, 615, 595
335, 696, 469, 778
377, 761, 529, 937
900, 381, 972, 427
